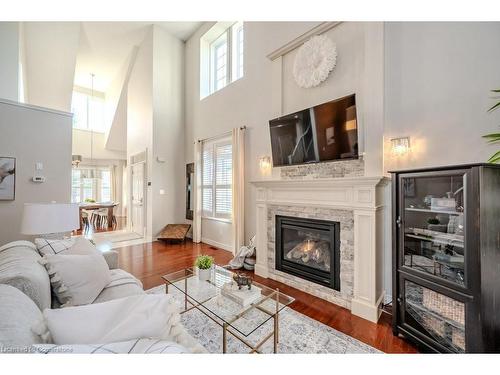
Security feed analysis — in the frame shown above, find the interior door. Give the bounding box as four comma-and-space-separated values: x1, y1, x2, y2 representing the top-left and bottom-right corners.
131, 163, 145, 236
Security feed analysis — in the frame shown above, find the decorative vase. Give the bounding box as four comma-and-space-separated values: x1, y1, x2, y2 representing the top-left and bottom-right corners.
198, 267, 212, 281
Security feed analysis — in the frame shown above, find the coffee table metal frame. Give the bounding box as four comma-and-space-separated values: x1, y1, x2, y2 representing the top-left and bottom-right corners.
162, 267, 292, 354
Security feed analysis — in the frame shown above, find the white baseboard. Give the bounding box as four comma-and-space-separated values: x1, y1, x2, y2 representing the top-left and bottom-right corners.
201, 237, 234, 253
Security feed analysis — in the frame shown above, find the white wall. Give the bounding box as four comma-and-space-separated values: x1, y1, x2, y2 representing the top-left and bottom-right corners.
185, 22, 385, 250
0, 22, 20, 101
127, 28, 154, 237
151, 25, 185, 236
384, 22, 500, 173
23, 22, 80, 112
127, 26, 185, 238
0, 100, 72, 245
73, 129, 126, 160
105, 46, 138, 152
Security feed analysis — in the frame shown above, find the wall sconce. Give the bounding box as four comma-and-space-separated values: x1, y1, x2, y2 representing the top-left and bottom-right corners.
259, 156, 272, 176
391, 137, 411, 156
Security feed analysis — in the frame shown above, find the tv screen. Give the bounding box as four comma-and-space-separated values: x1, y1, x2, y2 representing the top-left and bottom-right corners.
269, 94, 358, 167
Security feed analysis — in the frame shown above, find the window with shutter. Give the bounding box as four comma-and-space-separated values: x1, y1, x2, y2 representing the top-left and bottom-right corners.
201, 138, 232, 221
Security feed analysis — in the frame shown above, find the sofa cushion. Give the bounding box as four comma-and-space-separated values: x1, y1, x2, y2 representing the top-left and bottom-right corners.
31, 338, 189, 354
0, 241, 51, 310
0, 284, 44, 347
93, 269, 144, 304
40, 253, 111, 306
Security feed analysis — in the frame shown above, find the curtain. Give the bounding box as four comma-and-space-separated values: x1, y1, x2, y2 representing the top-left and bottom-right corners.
231, 127, 245, 253
110, 165, 117, 203
192, 140, 203, 243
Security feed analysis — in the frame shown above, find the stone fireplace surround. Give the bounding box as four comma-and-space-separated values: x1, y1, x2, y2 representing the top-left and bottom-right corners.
251, 176, 389, 323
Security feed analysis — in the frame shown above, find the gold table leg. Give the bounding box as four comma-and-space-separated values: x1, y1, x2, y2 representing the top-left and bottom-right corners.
184, 277, 188, 311
223, 323, 228, 354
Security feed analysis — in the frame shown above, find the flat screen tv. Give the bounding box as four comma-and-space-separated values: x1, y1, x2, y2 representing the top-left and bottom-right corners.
269, 94, 358, 167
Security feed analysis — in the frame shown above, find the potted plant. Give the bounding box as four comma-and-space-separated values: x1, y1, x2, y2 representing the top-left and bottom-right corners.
427, 217, 447, 233
195, 255, 214, 281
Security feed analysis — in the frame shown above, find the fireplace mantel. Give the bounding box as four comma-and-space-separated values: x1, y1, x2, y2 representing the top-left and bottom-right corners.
251, 176, 389, 323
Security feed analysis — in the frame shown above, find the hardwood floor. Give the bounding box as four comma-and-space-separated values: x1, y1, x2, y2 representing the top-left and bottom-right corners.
114, 239, 418, 353
73, 216, 127, 236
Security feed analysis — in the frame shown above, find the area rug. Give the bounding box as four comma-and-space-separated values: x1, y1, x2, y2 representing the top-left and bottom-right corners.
147, 284, 381, 354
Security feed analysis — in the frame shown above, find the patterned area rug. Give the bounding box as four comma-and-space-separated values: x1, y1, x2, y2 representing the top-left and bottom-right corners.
147, 284, 380, 354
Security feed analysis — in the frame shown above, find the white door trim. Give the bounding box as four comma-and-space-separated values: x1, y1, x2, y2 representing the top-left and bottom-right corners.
129, 150, 147, 237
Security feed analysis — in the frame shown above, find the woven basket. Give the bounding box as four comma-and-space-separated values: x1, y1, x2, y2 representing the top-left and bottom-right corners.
452, 328, 466, 351
422, 289, 465, 325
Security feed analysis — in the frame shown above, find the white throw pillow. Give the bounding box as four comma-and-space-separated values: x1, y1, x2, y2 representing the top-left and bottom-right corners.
38, 294, 180, 344
35, 237, 99, 257
35, 238, 75, 256
40, 253, 110, 306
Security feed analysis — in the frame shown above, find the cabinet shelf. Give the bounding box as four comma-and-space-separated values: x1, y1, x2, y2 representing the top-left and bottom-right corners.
405, 233, 464, 249
405, 207, 463, 215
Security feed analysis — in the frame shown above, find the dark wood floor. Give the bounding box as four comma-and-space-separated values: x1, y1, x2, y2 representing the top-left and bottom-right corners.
114, 239, 417, 353
73, 216, 127, 236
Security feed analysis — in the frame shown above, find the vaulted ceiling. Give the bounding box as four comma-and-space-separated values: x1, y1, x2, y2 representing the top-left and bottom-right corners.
75, 22, 201, 92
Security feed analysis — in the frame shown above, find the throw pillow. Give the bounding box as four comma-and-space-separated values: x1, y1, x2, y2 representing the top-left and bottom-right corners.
35, 237, 99, 257
35, 238, 75, 256
35, 294, 183, 345
39, 253, 110, 306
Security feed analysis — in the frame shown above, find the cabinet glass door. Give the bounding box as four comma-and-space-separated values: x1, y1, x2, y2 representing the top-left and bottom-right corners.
400, 172, 466, 287
404, 279, 465, 353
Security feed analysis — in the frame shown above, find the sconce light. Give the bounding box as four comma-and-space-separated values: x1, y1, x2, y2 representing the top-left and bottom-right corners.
259, 156, 272, 175
391, 137, 411, 156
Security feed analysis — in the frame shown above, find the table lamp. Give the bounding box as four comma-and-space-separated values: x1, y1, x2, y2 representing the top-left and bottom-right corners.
21, 202, 79, 239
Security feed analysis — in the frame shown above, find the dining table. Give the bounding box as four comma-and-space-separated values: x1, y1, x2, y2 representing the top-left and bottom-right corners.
79, 202, 118, 230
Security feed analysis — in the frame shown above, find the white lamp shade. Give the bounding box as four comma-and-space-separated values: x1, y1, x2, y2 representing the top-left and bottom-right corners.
21, 203, 79, 235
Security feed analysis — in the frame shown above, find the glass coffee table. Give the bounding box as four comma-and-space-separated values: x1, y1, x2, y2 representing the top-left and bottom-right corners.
162, 265, 294, 353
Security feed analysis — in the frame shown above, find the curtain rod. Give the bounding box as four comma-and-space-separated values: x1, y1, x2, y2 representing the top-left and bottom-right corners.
196, 126, 246, 143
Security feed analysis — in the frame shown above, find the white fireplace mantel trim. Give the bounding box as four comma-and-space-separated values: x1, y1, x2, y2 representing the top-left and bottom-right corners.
251, 176, 389, 323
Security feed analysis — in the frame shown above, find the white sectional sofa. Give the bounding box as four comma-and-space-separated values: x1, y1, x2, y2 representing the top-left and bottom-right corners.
0, 240, 203, 353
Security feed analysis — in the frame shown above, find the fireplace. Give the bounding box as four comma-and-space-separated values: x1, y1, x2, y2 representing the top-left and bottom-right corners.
275, 215, 340, 290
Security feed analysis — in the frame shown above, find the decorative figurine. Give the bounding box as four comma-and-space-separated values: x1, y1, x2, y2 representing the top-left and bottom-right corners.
232, 273, 253, 290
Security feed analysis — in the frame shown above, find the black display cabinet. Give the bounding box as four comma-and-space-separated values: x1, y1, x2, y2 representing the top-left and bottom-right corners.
391, 163, 500, 353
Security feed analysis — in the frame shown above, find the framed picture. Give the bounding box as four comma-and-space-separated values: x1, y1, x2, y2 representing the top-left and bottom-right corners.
0, 157, 16, 201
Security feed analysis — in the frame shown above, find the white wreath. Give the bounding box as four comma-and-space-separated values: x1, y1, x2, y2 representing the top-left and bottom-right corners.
293, 35, 337, 88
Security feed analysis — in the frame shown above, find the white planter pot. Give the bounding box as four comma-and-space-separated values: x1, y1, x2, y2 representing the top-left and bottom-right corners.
198, 267, 212, 281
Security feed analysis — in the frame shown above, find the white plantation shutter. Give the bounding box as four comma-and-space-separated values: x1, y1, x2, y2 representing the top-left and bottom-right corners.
215, 143, 232, 218
202, 146, 214, 215
201, 138, 232, 220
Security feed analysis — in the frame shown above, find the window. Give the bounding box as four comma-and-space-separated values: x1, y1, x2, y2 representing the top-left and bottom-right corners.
71, 87, 106, 133
71, 167, 112, 203
202, 139, 232, 220
201, 22, 244, 98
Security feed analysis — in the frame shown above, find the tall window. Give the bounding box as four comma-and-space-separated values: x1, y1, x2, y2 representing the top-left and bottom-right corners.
71, 167, 112, 203
202, 139, 232, 220
201, 22, 244, 98
71, 87, 106, 133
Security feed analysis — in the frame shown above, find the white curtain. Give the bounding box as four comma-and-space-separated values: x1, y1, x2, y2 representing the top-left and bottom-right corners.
192, 141, 203, 243
110, 165, 117, 202
231, 127, 245, 253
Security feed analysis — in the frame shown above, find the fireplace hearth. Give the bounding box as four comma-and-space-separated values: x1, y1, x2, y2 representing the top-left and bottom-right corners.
275, 215, 340, 290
